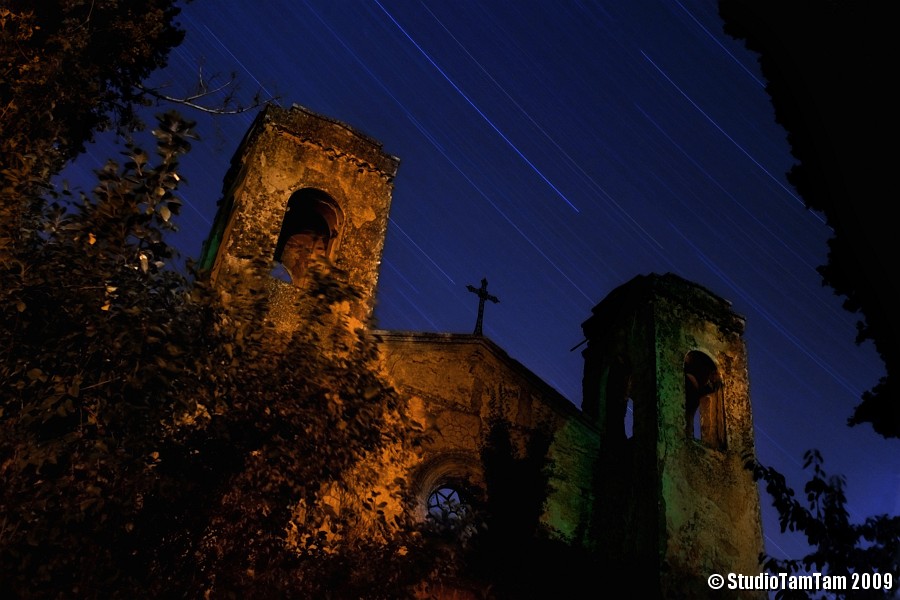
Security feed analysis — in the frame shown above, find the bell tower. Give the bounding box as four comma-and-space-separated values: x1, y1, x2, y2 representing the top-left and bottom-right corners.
581, 273, 764, 598
199, 104, 400, 326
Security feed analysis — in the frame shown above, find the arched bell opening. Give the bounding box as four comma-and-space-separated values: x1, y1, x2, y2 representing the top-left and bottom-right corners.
273, 188, 343, 284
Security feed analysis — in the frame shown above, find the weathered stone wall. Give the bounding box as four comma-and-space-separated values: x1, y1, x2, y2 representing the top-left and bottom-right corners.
582, 273, 764, 599
374, 331, 599, 543
200, 104, 767, 596
199, 104, 399, 325
653, 292, 762, 599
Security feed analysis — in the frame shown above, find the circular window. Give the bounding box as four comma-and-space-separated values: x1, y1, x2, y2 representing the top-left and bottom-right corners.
426, 486, 468, 524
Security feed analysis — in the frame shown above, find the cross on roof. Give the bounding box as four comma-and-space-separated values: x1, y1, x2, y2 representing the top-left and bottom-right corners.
466, 278, 499, 336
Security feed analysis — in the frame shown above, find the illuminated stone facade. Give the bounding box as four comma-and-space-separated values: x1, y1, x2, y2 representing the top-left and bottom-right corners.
582, 273, 764, 597
201, 104, 765, 598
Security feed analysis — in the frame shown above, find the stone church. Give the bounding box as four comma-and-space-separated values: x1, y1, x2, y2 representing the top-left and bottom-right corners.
198, 104, 764, 597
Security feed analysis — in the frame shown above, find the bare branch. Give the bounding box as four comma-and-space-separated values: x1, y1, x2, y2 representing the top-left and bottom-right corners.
135, 83, 277, 115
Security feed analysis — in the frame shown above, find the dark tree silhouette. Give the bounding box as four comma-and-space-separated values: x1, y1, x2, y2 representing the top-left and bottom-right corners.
463, 398, 598, 599
718, 0, 898, 438
719, 4, 899, 593
747, 451, 899, 599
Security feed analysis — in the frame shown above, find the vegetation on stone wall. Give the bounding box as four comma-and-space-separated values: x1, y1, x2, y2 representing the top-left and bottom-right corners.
0, 5, 431, 597
459, 397, 599, 598
0, 105, 434, 597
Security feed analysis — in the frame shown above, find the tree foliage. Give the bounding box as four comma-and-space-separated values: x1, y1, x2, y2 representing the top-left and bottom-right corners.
0, 1, 184, 183
0, 5, 447, 596
0, 108, 434, 597
173, 260, 429, 598
748, 450, 900, 599
0, 110, 202, 596
1, 1, 265, 258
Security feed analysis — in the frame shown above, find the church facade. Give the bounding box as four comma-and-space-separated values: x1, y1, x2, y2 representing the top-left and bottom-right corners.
199, 104, 765, 598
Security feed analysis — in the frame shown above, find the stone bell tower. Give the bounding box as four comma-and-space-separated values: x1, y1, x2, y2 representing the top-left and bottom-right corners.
581, 273, 764, 598
198, 104, 400, 327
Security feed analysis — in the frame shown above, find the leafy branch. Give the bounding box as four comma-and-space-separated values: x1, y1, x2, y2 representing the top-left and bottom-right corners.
746, 450, 900, 599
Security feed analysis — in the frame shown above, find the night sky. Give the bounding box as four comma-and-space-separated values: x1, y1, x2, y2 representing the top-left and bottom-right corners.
68, 1, 897, 562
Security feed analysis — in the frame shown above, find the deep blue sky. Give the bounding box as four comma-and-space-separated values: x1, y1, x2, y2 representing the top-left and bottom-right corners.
70, 0, 897, 563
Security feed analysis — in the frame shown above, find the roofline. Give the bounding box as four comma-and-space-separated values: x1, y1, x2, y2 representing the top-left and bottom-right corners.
370, 329, 592, 426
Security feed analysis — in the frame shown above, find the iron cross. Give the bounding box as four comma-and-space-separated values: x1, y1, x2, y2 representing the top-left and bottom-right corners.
466, 278, 499, 336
